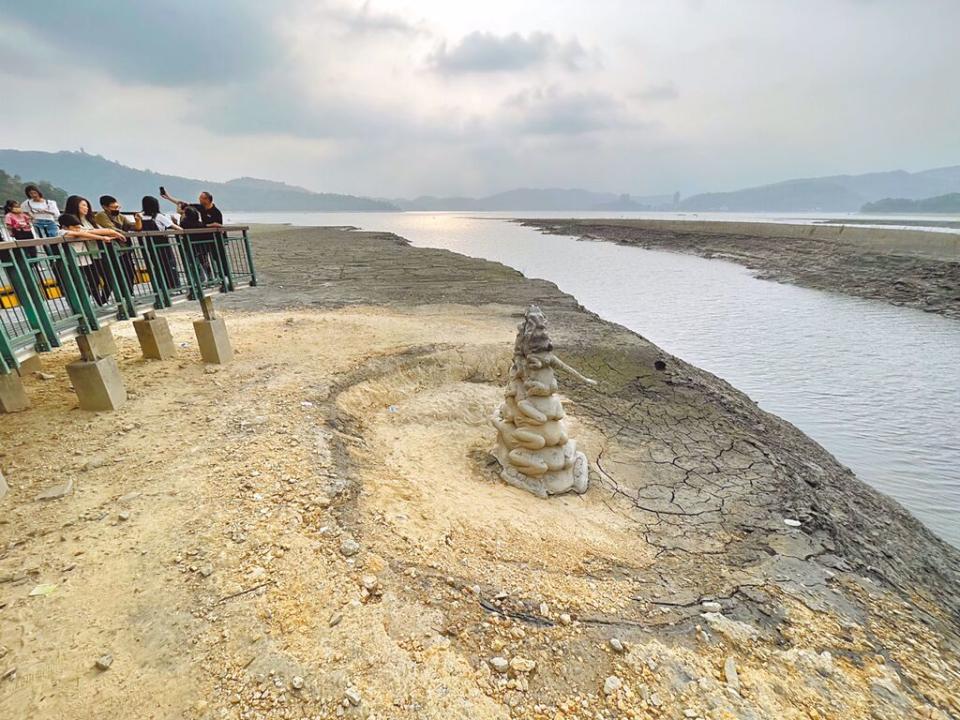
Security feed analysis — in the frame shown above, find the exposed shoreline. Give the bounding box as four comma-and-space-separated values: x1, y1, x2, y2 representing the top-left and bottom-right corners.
1, 225, 957, 719
518, 218, 960, 319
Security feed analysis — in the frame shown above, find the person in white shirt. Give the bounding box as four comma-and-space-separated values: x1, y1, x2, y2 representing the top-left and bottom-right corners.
22, 185, 61, 238
140, 195, 182, 291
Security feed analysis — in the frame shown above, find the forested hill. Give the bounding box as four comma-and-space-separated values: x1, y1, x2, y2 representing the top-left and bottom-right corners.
861, 193, 960, 213
680, 166, 960, 212
0, 169, 67, 208
0, 150, 398, 212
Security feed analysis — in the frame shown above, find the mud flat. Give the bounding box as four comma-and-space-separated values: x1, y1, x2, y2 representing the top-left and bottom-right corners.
519, 218, 960, 319
0, 225, 958, 719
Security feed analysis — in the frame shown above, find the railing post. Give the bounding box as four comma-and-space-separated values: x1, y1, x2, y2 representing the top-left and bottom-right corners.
104, 240, 136, 319
132, 233, 167, 309
12, 245, 60, 349
217, 231, 235, 292
0, 323, 17, 374
243, 228, 258, 287
3, 248, 50, 354
56, 244, 96, 333
177, 233, 204, 300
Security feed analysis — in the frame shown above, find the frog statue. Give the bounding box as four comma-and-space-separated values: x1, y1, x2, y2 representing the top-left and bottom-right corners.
491, 305, 596, 497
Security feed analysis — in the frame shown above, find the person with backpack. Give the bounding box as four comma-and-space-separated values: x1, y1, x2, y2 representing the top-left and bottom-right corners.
140, 195, 182, 291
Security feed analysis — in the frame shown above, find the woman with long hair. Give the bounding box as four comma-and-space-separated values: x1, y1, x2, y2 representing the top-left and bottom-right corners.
63, 195, 123, 306
140, 195, 182, 291
22, 185, 60, 238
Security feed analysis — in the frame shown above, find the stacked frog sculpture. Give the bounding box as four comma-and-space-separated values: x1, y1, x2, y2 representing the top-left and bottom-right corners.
491, 305, 596, 497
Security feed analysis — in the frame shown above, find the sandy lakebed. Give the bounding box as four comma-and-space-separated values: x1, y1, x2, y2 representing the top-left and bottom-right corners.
520, 218, 960, 320
0, 225, 958, 719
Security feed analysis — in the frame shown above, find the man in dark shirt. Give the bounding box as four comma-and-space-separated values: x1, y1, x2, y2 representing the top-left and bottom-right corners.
161, 190, 223, 281
160, 190, 222, 227
94, 195, 142, 287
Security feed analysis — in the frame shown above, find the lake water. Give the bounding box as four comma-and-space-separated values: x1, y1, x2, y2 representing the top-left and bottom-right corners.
228, 211, 960, 547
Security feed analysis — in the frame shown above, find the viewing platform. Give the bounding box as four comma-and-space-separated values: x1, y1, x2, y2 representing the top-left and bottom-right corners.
0, 225, 257, 412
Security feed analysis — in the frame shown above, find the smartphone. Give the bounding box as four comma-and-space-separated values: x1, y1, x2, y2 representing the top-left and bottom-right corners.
159, 185, 166, 195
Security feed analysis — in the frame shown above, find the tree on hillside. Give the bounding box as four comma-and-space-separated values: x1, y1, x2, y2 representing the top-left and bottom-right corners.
0, 169, 69, 207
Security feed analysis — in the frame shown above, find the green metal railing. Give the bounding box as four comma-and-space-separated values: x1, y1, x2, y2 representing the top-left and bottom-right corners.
0, 226, 256, 373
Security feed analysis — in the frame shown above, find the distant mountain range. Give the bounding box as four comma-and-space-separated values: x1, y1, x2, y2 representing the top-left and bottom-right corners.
680, 166, 960, 212
0, 150, 398, 212
862, 192, 960, 213
3, 149, 959, 214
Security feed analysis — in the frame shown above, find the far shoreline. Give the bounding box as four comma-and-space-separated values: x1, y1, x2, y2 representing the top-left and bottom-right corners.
517, 217, 960, 319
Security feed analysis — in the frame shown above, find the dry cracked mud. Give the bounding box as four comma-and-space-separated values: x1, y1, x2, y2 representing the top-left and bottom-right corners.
0, 225, 957, 720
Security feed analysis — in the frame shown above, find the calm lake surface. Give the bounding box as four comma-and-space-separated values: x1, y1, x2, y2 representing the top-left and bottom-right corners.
229, 211, 960, 547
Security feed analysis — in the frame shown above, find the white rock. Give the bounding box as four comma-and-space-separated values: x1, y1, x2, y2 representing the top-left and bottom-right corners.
783, 518, 802, 527
510, 657, 536, 674
609, 638, 625, 653
490, 657, 509, 673
701, 612, 759, 643
815, 651, 834, 677
701, 601, 722, 613
361, 575, 379, 591
603, 675, 622, 695
339, 537, 360, 557
35, 478, 74, 501
291, 676, 304, 690
344, 687, 361, 706
724, 656, 740, 692
650, 692, 662, 707
558, 613, 572, 625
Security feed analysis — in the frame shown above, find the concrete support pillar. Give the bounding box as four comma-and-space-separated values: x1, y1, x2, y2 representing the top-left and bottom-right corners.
66, 357, 126, 411
69, 326, 125, 411
0, 372, 30, 413
133, 312, 177, 360
76, 326, 118, 360
193, 296, 233, 364
18, 355, 43, 375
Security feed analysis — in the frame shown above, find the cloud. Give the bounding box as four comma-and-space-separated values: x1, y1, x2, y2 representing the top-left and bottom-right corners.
6, 0, 281, 86
632, 83, 679, 102
327, 0, 423, 36
430, 31, 587, 74
503, 86, 637, 136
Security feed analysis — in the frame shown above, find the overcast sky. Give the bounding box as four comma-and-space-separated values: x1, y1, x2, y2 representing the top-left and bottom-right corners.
3, 0, 958, 198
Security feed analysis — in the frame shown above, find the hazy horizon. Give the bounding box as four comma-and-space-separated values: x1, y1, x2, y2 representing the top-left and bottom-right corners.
3, 1, 958, 199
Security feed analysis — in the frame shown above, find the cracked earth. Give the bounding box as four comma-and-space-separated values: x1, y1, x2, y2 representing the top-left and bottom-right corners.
0, 225, 958, 719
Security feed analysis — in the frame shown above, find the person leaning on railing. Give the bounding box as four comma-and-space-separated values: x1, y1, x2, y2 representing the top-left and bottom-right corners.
94, 195, 142, 289
3, 200, 39, 268
4, 200, 35, 241
160, 189, 222, 281
58, 213, 125, 307
140, 195, 182, 291
64, 195, 124, 306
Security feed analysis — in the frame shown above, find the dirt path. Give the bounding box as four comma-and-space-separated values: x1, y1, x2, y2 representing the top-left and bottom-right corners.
1, 227, 957, 719
520, 219, 960, 319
